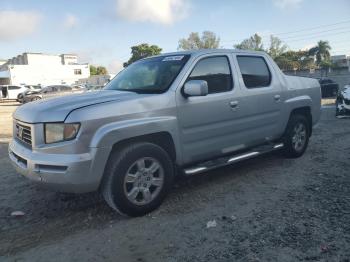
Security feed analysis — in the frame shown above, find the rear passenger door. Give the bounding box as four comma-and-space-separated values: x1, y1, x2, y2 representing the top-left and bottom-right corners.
234, 54, 284, 146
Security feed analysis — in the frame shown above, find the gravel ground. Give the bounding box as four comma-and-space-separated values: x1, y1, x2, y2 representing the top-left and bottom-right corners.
0, 101, 19, 142
0, 104, 349, 262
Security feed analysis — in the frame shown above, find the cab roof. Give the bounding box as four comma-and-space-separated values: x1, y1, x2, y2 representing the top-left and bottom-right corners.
159, 48, 267, 58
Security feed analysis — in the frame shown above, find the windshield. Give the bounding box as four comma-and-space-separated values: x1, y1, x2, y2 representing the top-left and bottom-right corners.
104, 55, 190, 93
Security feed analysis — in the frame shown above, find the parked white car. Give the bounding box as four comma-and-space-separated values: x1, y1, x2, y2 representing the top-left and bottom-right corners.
21, 85, 85, 103
1, 85, 29, 100
336, 84, 350, 117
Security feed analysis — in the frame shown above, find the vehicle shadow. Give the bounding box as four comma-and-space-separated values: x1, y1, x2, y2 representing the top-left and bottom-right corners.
0, 101, 21, 107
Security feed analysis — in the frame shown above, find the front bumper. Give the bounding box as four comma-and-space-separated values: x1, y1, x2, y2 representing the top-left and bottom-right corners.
337, 100, 350, 117
8, 139, 99, 193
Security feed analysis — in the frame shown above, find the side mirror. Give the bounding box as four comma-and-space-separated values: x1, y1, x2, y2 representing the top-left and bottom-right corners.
183, 80, 208, 97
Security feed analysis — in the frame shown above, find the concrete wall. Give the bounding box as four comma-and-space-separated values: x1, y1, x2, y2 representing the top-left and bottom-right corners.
284, 67, 350, 89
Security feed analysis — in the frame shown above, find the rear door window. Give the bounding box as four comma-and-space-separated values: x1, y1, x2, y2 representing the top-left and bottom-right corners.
236, 56, 271, 88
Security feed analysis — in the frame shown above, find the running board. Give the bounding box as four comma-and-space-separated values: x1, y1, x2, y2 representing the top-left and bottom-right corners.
183, 143, 284, 175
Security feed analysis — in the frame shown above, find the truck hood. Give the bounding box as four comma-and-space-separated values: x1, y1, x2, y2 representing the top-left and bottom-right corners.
14, 90, 137, 123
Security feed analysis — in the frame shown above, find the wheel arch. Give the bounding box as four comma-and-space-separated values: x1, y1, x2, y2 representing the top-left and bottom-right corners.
288, 106, 313, 137
109, 132, 177, 162
98, 131, 177, 193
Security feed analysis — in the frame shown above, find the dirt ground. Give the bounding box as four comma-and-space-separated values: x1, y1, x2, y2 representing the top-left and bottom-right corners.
0, 101, 349, 262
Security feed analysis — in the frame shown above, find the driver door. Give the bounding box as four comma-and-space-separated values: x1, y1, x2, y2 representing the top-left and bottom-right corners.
176, 55, 246, 164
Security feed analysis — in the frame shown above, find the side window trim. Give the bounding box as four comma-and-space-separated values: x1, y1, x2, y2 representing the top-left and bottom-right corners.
184, 55, 234, 95
236, 55, 272, 89
9, 86, 21, 90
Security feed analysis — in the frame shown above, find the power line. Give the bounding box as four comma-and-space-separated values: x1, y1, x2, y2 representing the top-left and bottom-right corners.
221, 19, 350, 44
285, 30, 350, 43
223, 31, 350, 49
268, 19, 350, 36
280, 26, 350, 40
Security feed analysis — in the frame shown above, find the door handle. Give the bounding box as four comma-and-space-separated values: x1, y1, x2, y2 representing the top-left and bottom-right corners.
229, 101, 239, 110
274, 95, 281, 102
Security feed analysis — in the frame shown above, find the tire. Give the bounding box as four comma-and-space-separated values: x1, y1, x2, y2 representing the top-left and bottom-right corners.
31, 96, 41, 102
282, 114, 310, 158
17, 94, 22, 102
335, 101, 340, 116
101, 142, 174, 217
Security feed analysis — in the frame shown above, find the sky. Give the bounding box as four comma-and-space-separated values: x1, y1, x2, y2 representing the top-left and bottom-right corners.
0, 0, 349, 73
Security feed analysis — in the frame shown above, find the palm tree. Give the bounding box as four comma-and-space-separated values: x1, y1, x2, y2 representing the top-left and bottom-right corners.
308, 40, 331, 66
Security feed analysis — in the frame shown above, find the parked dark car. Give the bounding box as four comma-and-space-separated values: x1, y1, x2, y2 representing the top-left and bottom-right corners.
336, 84, 350, 117
86, 85, 104, 92
17, 85, 42, 102
318, 78, 339, 98
21, 85, 84, 103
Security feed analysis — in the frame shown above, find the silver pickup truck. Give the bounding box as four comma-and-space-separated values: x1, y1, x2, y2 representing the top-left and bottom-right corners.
9, 49, 321, 216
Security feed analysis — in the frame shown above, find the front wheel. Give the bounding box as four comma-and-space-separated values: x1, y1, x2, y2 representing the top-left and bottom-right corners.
282, 114, 310, 158
336, 100, 340, 116
102, 142, 174, 217
31, 96, 41, 102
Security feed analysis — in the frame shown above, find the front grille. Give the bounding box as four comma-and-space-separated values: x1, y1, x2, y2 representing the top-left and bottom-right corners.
15, 122, 32, 146
344, 98, 350, 105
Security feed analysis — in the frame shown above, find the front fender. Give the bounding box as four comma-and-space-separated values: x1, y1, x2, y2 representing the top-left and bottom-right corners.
90, 116, 181, 160
87, 116, 181, 190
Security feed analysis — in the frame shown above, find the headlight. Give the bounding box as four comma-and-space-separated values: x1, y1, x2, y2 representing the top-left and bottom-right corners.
45, 123, 80, 144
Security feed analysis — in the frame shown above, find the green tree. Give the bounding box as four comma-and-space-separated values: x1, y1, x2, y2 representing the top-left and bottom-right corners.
123, 43, 162, 67
178, 31, 220, 50
90, 65, 108, 75
268, 35, 288, 59
90, 65, 97, 75
234, 33, 264, 51
274, 50, 315, 71
96, 66, 108, 75
308, 40, 331, 66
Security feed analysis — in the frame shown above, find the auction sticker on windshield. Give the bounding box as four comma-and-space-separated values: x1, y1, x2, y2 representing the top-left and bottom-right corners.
162, 56, 184, 61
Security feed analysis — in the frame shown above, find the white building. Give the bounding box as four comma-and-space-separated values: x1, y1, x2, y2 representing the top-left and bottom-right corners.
331, 54, 350, 70
0, 53, 90, 86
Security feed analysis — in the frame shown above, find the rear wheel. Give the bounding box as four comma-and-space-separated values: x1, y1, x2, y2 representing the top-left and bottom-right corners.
17, 94, 23, 102
102, 142, 174, 217
282, 114, 310, 158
